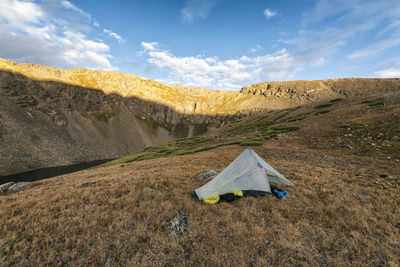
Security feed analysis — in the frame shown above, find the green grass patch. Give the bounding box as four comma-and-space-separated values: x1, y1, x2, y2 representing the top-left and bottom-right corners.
98, 152, 149, 167
270, 124, 300, 133
361, 98, 384, 106
314, 103, 333, 109
98, 109, 302, 168
220, 140, 242, 146
258, 124, 299, 140
94, 112, 115, 122
287, 112, 312, 122
315, 110, 330, 115
193, 123, 209, 136
273, 112, 290, 121
97, 135, 245, 167
222, 112, 301, 138
222, 119, 275, 136
240, 140, 263, 146
143, 118, 159, 135
221, 106, 306, 136
329, 98, 343, 103
287, 106, 302, 112
241, 136, 263, 142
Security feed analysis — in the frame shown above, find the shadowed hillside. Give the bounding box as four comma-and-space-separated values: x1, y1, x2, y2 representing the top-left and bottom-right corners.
0, 70, 229, 176
0, 58, 271, 115
1, 58, 400, 177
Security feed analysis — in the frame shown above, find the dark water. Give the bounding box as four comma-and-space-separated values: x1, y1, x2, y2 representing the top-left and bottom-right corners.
0, 159, 113, 184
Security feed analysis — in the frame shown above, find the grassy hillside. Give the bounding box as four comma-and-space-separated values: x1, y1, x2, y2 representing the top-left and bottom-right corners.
1, 92, 399, 265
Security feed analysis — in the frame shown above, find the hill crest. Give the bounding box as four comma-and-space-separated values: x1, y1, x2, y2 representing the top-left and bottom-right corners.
3, 58, 400, 114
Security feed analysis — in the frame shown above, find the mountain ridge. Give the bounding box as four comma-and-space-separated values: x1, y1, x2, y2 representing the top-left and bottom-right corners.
1, 57, 400, 176
0, 58, 269, 115
3, 58, 399, 114
241, 78, 400, 103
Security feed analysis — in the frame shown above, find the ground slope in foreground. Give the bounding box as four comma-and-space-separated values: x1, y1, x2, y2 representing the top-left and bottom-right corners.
1, 93, 399, 266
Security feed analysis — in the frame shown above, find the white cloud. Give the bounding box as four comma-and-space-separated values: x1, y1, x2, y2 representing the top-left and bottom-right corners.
348, 34, 400, 59
313, 57, 326, 66
249, 45, 262, 53
374, 68, 400, 78
0, 0, 44, 25
282, 0, 400, 77
141, 41, 159, 51
180, 0, 217, 24
58, 29, 114, 70
60, 0, 91, 19
301, 0, 400, 50
140, 42, 300, 90
103, 29, 125, 43
263, 9, 276, 19
0, 0, 117, 71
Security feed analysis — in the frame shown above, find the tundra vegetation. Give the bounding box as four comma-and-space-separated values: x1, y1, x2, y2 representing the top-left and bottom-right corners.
1, 59, 400, 265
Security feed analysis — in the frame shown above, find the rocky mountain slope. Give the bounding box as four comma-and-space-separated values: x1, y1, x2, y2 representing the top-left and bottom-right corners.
0, 70, 171, 176
241, 78, 400, 103
0, 57, 265, 176
1, 58, 400, 176
0, 58, 269, 115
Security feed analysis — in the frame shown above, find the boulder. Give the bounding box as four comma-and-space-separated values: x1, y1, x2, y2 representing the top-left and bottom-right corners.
142, 186, 153, 192
167, 210, 189, 237
81, 181, 97, 187
361, 193, 372, 199
8, 182, 32, 192
0, 182, 15, 193
195, 169, 219, 180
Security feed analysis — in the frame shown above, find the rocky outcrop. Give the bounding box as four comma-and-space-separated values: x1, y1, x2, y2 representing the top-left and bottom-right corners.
241, 78, 400, 104
0, 182, 14, 193
0, 182, 32, 193
8, 182, 32, 192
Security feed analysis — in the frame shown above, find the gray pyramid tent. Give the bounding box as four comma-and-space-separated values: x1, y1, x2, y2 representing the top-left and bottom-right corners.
195, 147, 294, 200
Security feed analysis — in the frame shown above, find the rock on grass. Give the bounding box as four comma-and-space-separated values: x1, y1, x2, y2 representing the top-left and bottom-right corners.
0, 182, 15, 193
167, 210, 189, 237
195, 169, 219, 180
8, 182, 32, 192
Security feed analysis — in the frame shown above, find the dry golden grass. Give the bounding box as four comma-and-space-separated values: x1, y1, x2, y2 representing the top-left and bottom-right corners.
1, 141, 399, 266
1, 93, 400, 266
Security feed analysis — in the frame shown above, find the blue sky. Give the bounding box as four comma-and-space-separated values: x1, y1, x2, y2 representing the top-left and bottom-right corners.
0, 0, 400, 90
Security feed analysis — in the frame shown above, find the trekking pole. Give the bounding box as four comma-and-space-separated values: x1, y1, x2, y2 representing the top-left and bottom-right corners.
284, 208, 296, 224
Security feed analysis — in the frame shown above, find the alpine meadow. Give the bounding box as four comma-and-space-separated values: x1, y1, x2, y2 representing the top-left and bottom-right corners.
0, 0, 399, 266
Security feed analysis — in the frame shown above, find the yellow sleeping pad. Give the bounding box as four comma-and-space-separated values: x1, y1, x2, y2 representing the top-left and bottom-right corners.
232, 190, 243, 197
203, 195, 220, 204
203, 190, 243, 204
